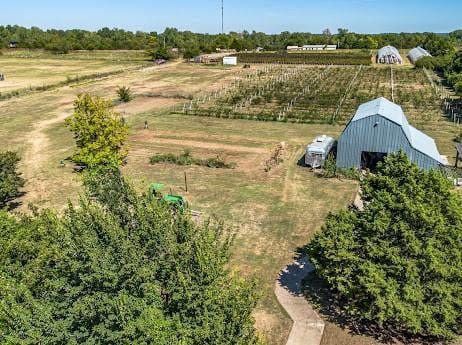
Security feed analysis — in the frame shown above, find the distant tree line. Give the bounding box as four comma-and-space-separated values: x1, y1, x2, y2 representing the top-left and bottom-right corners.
0, 25, 459, 54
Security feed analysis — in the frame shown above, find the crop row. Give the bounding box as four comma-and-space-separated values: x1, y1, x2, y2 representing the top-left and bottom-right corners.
179, 65, 443, 126
234, 52, 372, 65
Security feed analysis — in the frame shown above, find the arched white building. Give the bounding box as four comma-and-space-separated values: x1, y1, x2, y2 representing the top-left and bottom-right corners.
408, 47, 431, 64
377, 46, 403, 64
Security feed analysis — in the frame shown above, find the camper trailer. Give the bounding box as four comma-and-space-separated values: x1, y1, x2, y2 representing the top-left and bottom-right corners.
305, 135, 335, 168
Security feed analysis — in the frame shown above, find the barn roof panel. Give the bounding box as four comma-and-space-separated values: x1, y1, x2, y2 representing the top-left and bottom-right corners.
352, 97, 443, 163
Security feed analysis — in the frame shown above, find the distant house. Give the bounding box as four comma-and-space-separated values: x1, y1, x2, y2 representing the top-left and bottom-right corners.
408, 46, 431, 64
9, 41, 18, 48
337, 97, 444, 171
255, 47, 264, 52
377, 45, 403, 64
302, 45, 325, 51
287, 44, 337, 51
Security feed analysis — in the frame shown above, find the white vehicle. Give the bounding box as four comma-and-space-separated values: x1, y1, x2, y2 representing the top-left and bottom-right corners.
305, 135, 335, 168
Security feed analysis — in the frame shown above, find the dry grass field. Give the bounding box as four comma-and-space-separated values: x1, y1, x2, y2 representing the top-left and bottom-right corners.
0, 56, 146, 93
0, 53, 459, 345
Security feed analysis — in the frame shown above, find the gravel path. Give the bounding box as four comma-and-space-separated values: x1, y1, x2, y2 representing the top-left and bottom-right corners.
275, 257, 325, 345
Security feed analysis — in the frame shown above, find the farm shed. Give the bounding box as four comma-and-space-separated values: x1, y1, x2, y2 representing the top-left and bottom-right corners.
325, 45, 337, 50
377, 46, 403, 64
223, 56, 238, 65
302, 45, 325, 50
337, 97, 445, 171
408, 46, 431, 64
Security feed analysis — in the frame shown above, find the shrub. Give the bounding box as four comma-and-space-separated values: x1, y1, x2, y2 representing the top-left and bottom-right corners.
150, 150, 235, 169
320, 154, 337, 178
117, 86, 132, 103
308, 152, 462, 340
149, 47, 171, 61
183, 47, 200, 60
65, 94, 129, 167
0, 151, 24, 208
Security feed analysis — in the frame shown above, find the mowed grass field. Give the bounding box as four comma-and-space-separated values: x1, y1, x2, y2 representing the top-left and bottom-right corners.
0, 53, 460, 345
0, 55, 147, 93
123, 115, 358, 344
1, 49, 149, 61
0, 59, 240, 209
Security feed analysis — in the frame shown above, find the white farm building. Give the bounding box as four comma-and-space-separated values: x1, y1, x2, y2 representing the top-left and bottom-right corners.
302, 45, 325, 50
377, 46, 403, 64
408, 47, 431, 64
223, 56, 238, 65
286, 45, 337, 51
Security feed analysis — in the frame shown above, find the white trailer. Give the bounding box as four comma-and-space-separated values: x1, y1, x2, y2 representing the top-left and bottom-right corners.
223, 56, 238, 65
305, 135, 335, 168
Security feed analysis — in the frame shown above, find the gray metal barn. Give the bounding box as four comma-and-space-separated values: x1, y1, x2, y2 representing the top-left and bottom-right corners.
336, 97, 445, 171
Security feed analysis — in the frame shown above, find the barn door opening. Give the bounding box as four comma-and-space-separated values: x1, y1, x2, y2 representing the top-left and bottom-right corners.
361, 151, 387, 171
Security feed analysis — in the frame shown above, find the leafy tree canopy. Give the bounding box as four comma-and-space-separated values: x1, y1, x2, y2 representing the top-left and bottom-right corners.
423, 33, 456, 56
149, 46, 171, 60
0, 24, 459, 53
307, 152, 462, 340
0, 167, 262, 344
66, 94, 129, 168
0, 151, 24, 208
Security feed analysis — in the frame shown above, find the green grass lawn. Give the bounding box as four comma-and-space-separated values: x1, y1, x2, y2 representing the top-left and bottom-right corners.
0, 57, 459, 345
121, 113, 359, 344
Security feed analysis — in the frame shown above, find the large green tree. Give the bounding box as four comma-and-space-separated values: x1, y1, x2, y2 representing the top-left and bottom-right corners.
66, 94, 129, 167
0, 167, 261, 344
0, 151, 24, 208
307, 152, 462, 340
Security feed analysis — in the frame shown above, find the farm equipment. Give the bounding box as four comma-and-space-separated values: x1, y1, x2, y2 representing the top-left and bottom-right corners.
149, 183, 188, 212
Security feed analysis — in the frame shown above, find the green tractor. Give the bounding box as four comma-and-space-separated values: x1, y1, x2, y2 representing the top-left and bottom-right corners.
149, 183, 188, 212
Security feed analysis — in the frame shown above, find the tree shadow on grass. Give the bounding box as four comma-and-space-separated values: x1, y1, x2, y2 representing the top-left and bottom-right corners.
302, 272, 447, 345
5, 191, 26, 211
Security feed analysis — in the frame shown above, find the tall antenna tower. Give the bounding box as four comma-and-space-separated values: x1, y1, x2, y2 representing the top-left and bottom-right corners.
221, 0, 224, 33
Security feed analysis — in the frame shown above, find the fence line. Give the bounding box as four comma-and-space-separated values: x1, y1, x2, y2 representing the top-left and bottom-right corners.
331, 64, 363, 123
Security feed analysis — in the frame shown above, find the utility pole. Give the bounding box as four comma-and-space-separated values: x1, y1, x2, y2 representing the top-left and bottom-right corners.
221, 0, 224, 34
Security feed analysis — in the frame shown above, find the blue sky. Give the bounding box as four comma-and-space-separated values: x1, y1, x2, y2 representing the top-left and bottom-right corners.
3, 0, 461, 34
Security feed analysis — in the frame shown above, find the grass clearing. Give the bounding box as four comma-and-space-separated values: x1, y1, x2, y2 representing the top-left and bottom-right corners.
1, 49, 149, 61
0, 56, 460, 344
123, 115, 359, 344
0, 56, 146, 93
